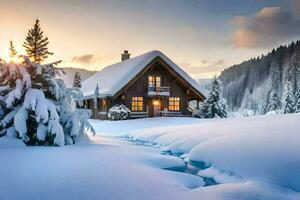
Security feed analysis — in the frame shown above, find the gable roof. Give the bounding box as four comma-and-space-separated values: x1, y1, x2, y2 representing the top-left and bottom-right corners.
81, 50, 208, 98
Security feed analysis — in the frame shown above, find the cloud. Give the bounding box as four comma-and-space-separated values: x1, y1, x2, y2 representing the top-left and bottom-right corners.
231, 6, 300, 48
290, 0, 300, 14
180, 59, 226, 77
71, 54, 100, 65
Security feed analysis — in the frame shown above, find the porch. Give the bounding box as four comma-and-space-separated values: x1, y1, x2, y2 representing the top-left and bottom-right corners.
130, 109, 185, 119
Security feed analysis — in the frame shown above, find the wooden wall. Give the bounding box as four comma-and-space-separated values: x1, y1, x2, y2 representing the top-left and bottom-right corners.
112, 58, 202, 117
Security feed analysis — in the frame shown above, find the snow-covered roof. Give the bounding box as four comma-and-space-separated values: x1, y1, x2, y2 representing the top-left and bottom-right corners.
81, 50, 207, 98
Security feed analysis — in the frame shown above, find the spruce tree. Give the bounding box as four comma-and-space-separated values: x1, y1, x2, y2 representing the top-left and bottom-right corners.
73, 72, 82, 88
201, 76, 227, 118
267, 90, 281, 112
265, 62, 282, 113
9, 40, 17, 59
282, 82, 296, 114
295, 89, 300, 113
23, 19, 53, 63
0, 57, 94, 145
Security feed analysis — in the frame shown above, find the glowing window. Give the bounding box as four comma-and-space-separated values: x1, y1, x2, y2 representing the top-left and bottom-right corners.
169, 97, 180, 111
132, 97, 143, 111
148, 76, 161, 87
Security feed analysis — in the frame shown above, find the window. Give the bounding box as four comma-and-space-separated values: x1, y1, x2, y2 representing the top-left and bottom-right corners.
132, 97, 143, 111
169, 97, 180, 111
148, 76, 161, 87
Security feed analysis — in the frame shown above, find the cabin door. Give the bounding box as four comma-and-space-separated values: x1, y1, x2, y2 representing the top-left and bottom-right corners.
152, 99, 161, 117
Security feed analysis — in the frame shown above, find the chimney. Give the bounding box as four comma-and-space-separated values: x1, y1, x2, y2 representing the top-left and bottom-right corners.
121, 50, 130, 61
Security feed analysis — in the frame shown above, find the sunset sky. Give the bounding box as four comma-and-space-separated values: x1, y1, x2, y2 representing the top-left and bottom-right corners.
0, 0, 300, 78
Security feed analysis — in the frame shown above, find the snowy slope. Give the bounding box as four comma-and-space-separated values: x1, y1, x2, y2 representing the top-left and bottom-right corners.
81, 50, 208, 98
219, 41, 300, 111
91, 114, 300, 194
1, 115, 300, 200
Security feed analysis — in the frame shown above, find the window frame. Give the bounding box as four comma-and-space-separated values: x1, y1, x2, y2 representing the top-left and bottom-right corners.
148, 75, 161, 87
131, 96, 144, 111
168, 97, 180, 111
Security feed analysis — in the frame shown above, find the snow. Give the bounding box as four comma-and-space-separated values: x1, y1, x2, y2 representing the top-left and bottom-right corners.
0, 137, 204, 200
197, 167, 242, 184
24, 89, 48, 123
6, 79, 23, 107
0, 136, 25, 147
37, 124, 47, 141
81, 50, 207, 98
14, 107, 28, 141
89, 117, 201, 136
1, 115, 300, 199
91, 114, 300, 198
48, 119, 64, 145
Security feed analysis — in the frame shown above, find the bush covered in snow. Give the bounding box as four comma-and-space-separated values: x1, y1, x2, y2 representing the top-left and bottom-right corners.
0, 57, 94, 146
108, 105, 131, 120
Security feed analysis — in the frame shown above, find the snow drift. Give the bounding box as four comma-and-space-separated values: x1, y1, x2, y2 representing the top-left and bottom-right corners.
93, 114, 300, 192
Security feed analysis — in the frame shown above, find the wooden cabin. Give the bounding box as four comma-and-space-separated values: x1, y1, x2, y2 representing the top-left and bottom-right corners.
81, 50, 207, 120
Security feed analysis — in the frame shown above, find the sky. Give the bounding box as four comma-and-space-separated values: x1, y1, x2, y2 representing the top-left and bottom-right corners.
0, 0, 300, 78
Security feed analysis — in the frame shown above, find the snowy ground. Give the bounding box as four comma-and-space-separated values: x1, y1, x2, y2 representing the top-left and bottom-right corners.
1, 115, 300, 200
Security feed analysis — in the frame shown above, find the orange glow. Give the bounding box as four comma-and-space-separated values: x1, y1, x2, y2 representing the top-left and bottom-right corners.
8, 56, 22, 64
153, 100, 160, 106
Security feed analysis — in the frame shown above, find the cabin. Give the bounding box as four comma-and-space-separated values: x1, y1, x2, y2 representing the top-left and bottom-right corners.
81, 50, 207, 120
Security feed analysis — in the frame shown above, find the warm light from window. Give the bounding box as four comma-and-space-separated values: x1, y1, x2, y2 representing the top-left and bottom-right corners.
169, 97, 180, 111
132, 97, 143, 111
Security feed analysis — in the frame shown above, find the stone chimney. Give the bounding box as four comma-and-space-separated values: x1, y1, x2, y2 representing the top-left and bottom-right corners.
121, 50, 131, 61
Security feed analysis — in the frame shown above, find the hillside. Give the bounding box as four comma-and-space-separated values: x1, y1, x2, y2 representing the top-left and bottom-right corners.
219, 41, 300, 112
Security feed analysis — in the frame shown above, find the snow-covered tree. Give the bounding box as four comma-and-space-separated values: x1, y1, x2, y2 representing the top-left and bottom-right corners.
73, 72, 82, 88
259, 61, 282, 114
295, 89, 300, 113
270, 61, 282, 95
0, 57, 94, 146
9, 40, 17, 59
23, 19, 53, 63
267, 90, 281, 112
282, 82, 296, 114
200, 76, 227, 118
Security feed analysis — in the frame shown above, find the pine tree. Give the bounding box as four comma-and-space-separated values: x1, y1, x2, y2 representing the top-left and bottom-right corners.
295, 89, 300, 113
73, 72, 82, 88
264, 61, 282, 113
282, 82, 296, 114
0, 57, 94, 145
23, 19, 53, 63
9, 40, 17, 59
267, 90, 281, 112
201, 76, 227, 118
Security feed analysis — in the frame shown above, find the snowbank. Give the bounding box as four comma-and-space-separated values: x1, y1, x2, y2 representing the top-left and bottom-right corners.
2, 115, 300, 200
0, 136, 25, 148
93, 114, 300, 192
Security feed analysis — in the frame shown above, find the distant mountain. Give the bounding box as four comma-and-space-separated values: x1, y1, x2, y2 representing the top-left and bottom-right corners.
56, 67, 96, 88
219, 40, 300, 113
197, 78, 211, 90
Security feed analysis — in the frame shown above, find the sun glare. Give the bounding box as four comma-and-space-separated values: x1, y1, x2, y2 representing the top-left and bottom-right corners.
9, 56, 21, 64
